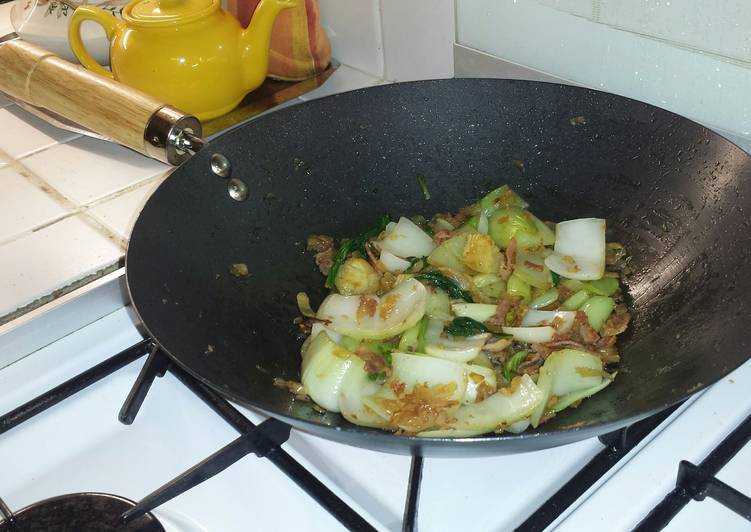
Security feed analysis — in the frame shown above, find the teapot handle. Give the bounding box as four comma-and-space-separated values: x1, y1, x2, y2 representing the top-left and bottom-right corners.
68, 6, 124, 79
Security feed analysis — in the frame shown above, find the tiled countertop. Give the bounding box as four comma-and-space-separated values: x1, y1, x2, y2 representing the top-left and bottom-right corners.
0, 96, 170, 323
0, 2, 384, 326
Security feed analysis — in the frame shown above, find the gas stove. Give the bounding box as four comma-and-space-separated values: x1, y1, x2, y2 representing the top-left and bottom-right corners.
0, 306, 749, 531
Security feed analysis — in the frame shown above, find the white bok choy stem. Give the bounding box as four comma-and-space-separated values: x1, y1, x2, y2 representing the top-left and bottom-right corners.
363, 352, 467, 431
316, 278, 427, 340
379, 216, 436, 258
337, 354, 390, 428
521, 310, 577, 333
530, 349, 610, 427
451, 303, 497, 322
418, 374, 544, 437
301, 331, 357, 412
544, 218, 606, 281
502, 326, 556, 343
424, 319, 490, 363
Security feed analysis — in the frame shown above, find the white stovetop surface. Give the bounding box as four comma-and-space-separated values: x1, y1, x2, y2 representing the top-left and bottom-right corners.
1, 306, 750, 531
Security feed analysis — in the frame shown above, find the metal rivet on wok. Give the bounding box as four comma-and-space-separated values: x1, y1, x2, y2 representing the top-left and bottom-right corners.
210, 153, 231, 178
228, 178, 248, 202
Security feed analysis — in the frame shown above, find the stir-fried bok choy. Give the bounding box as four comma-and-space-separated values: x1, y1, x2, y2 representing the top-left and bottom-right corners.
283, 184, 631, 436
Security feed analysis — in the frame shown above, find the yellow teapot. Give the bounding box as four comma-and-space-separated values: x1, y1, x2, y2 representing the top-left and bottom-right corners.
68, 0, 295, 120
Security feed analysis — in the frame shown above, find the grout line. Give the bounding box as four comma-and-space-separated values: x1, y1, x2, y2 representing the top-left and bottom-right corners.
0, 147, 132, 249
15, 133, 82, 161
0, 168, 168, 247
84, 170, 170, 210
375, 0, 386, 80
334, 62, 387, 85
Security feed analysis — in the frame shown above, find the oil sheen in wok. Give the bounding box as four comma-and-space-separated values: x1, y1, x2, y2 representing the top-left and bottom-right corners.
284, 184, 631, 437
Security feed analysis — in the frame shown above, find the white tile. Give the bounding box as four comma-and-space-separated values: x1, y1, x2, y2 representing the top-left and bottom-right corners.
0, 166, 69, 243
456, 1, 751, 142
23, 136, 169, 206
597, 0, 751, 63
381, 0, 455, 82
299, 65, 382, 101
0, 3, 13, 35
319, 0, 384, 77
87, 176, 166, 240
0, 106, 78, 159
0, 215, 122, 319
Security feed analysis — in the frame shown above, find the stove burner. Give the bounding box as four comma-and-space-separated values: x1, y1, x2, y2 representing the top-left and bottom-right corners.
0, 493, 164, 532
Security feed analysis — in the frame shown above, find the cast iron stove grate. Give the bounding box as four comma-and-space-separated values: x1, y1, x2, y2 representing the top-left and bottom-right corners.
2, 338, 747, 531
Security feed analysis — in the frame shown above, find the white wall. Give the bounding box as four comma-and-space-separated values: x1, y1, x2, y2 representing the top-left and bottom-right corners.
319, 0, 455, 82
456, 0, 751, 150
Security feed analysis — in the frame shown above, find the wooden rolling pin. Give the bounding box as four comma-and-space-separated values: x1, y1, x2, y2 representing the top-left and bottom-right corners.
0, 35, 203, 165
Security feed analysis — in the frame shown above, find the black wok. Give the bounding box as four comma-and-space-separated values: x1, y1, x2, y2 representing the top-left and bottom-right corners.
126, 79, 751, 457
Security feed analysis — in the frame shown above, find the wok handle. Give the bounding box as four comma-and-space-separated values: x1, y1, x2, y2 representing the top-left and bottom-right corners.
0, 37, 202, 165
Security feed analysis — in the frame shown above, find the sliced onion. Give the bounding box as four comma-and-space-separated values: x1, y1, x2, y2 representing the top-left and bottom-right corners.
380, 250, 411, 273
544, 218, 606, 281
301, 331, 356, 412
501, 326, 555, 343
379, 216, 435, 258
424, 319, 490, 363
521, 310, 577, 333
417, 374, 544, 437
316, 278, 427, 340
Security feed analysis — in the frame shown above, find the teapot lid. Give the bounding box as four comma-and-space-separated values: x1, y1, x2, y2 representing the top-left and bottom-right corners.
124, 0, 218, 25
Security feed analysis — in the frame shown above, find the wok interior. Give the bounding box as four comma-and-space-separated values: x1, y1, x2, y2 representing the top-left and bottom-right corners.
127, 79, 751, 452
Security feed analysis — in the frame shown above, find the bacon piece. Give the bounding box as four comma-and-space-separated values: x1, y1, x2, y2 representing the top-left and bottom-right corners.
530, 342, 553, 359
524, 260, 543, 272
574, 310, 600, 345
595, 334, 617, 349
544, 339, 586, 350
314, 247, 334, 276
557, 285, 574, 301
497, 253, 513, 281
518, 354, 544, 373
601, 311, 631, 337
357, 295, 378, 320
505, 238, 518, 269
355, 348, 388, 375
432, 230, 454, 244
486, 295, 522, 326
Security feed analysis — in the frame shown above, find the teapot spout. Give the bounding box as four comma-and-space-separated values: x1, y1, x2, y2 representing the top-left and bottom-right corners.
240, 0, 296, 91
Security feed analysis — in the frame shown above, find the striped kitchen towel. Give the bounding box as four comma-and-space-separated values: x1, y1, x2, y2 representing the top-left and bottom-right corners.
228, 0, 332, 81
